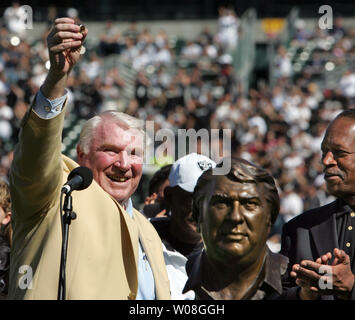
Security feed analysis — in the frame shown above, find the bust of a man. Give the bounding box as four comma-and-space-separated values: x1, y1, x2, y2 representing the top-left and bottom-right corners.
183, 157, 288, 300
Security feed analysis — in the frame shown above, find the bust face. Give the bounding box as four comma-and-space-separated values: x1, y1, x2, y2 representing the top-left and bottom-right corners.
201, 175, 271, 267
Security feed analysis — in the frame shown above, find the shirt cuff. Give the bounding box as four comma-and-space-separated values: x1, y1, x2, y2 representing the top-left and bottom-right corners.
33, 88, 68, 119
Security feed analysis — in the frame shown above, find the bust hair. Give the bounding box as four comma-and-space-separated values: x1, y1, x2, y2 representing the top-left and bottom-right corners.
334, 108, 355, 121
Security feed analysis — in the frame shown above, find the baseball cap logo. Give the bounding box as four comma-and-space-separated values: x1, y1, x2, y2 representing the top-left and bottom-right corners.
197, 160, 213, 171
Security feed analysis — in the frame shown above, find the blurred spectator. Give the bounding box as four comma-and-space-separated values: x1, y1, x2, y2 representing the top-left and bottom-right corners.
0, 96, 13, 141
80, 52, 102, 81
151, 153, 216, 258
329, 16, 346, 39
216, 6, 239, 51
340, 71, 355, 100
66, 7, 80, 24
293, 19, 310, 44
45, 5, 57, 27
3, 2, 27, 38
274, 46, 292, 78
0, 152, 13, 183
100, 68, 125, 111
142, 164, 172, 218
98, 21, 122, 56
280, 183, 304, 223
0, 180, 12, 244
0, 180, 12, 300
303, 184, 321, 210
124, 21, 139, 42
72, 71, 102, 118
181, 41, 202, 59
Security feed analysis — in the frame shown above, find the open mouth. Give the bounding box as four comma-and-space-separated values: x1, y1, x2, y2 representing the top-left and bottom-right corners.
106, 174, 129, 183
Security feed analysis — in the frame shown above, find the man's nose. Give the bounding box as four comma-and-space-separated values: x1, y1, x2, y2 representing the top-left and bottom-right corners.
322, 151, 337, 166
114, 151, 130, 170
229, 201, 244, 223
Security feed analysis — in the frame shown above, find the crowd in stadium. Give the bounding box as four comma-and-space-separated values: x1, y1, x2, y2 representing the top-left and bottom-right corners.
0, 3, 354, 253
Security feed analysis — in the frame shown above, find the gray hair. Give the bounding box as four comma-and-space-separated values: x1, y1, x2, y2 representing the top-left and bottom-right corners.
78, 110, 149, 154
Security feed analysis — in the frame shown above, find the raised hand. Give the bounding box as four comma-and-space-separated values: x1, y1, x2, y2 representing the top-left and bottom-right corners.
46, 17, 87, 75
42, 17, 88, 99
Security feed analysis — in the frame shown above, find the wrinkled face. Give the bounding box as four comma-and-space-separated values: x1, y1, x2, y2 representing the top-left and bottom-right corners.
321, 117, 355, 200
202, 175, 271, 265
77, 120, 144, 205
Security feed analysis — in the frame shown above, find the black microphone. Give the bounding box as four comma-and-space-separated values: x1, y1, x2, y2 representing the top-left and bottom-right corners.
61, 166, 93, 194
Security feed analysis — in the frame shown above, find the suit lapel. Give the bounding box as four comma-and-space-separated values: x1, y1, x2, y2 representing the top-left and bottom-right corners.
121, 209, 139, 265
132, 210, 153, 268
310, 203, 339, 258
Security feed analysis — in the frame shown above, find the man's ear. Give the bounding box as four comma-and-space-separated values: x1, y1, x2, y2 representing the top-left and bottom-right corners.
76, 144, 85, 165
164, 186, 173, 205
1, 211, 11, 225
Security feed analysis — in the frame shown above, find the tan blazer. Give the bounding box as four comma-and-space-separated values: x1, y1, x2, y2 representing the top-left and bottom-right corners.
8, 105, 171, 300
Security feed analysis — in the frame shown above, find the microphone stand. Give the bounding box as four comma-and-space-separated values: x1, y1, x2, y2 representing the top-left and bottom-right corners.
57, 191, 77, 300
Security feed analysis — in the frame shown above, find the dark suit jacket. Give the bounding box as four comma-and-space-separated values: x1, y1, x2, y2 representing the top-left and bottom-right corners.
281, 199, 355, 300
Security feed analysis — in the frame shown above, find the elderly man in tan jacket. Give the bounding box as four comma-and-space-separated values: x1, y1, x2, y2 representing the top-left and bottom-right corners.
8, 18, 171, 300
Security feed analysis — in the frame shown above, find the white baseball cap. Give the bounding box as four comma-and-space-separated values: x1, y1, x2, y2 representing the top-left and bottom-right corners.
168, 153, 216, 193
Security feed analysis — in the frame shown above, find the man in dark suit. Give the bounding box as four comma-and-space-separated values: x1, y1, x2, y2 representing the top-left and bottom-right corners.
281, 109, 355, 300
